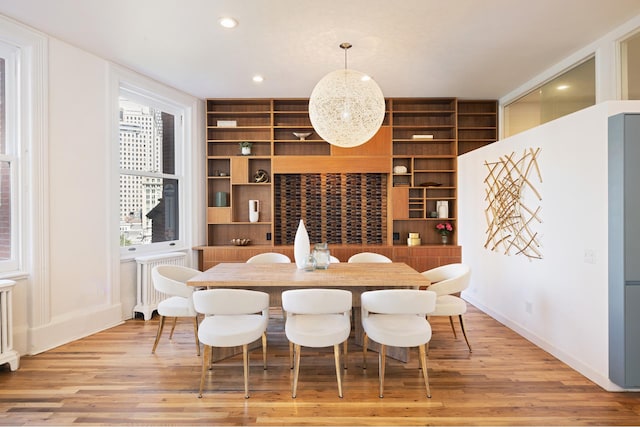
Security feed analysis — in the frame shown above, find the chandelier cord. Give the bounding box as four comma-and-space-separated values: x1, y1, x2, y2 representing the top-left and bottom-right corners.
344, 46, 348, 69
340, 42, 352, 70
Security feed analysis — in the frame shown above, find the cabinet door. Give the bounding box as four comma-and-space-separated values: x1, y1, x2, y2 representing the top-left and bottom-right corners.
624, 114, 640, 282
391, 187, 409, 219
231, 157, 249, 184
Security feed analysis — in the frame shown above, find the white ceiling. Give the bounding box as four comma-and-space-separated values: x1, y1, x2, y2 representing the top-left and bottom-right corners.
0, 0, 639, 100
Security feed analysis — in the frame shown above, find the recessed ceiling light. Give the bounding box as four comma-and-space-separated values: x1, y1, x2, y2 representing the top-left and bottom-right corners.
252, 75, 264, 83
218, 17, 238, 29
557, 84, 569, 90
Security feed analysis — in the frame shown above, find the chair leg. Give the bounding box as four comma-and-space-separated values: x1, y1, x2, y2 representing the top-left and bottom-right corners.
419, 344, 432, 398
334, 344, 343, 398
151, 315, 166, 354
198, 344, 211, 398
169, 317, 178, 339
362, 333, 368, 369
378, 344, 386, 398
343, 340, 348, 370
459, 315, 472, 352
289, 341, 294, 369
192, 317, 200, 356
292, 344, 301, 398
242, 344, 250, 399
448, 316, 458, 338
262, 332, 268, 370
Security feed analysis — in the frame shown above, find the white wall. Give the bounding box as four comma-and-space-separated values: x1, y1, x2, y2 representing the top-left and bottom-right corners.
458, 100, 640, 391
9, 29, 204, 355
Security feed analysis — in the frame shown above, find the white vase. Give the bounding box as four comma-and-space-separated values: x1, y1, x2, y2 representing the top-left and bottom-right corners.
294, 219, 310, 269
249, 200, 259, 223
437, 200, 449, 219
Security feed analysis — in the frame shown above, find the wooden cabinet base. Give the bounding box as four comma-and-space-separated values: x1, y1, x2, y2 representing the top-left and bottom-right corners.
194, 244, 461, 273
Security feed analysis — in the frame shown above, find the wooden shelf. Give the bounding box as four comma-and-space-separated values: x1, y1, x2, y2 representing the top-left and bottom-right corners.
457, 100, 498, 155
204, 97, 497, 249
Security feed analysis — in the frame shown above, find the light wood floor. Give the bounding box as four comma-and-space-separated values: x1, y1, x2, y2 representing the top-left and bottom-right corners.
1, 305, 639, 426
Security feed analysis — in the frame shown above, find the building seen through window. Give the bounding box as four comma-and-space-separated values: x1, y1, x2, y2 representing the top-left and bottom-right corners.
119, 98, 179, 248
0, 57, 9, 262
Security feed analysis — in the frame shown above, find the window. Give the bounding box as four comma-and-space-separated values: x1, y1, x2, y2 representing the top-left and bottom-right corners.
119, 88, 183, 254
0, 42, 18, 273
504, 57, 595, 137
621, 30, 640, 100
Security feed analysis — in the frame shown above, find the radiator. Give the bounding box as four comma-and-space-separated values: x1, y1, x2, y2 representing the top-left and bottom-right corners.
0, 279, 19, 370
134, 252, 187, 320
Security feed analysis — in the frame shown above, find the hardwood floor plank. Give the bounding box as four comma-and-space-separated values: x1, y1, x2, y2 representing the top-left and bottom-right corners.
0, 305, 638, 425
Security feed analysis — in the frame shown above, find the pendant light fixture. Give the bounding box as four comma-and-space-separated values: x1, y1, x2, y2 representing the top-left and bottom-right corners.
308, 42, 385, 148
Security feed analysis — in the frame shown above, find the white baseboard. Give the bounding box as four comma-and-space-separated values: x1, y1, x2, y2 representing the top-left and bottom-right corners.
25, 303, 124, 355
462, 293, 640, 392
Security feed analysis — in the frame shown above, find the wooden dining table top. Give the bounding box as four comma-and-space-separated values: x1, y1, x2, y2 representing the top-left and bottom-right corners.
187, 262, 430, 289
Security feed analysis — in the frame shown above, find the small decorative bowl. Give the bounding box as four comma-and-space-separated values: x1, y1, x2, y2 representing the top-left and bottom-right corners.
293, 132, 312, 141
231, 238, 251, 246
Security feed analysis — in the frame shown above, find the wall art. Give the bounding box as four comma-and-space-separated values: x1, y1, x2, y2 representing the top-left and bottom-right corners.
484, 147, 542, 259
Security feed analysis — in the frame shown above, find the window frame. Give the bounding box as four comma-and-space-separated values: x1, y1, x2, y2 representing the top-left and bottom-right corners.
117, 83, 186, 257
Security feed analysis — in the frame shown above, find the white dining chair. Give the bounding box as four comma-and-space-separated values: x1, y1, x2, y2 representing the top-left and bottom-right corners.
151, 265, 202, 356
421, 263, 472, 352
361, 289, 437, 398
347, 252, 392, 263
281, 288, 352, 398
193, 288, 270, 398
330, 255, 341, 263
246, 252, 291, 263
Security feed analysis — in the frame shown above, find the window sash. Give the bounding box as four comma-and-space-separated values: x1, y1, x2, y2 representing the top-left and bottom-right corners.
118, 87, 184, 256
0, 41, 19, 273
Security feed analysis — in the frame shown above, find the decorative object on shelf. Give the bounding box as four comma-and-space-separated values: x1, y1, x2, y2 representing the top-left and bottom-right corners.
230, 238, 251, 246
429, 211, 438, 218
313, 242, 330, 269
214, 191, 228, 207
254, 169, 270, 183
293, 132, 312, 141
393, 165, 408, 174
407, 232, 421, 247
484, 147, 543, 259
436, 222, 453, 245
294, 219, 310, 269
420, 182, 441, 187
437, 200, 449, 218
248, 200, 260, 223
217, 120, 237, 127
239, 141, 252, 155
308, 42, 385, 148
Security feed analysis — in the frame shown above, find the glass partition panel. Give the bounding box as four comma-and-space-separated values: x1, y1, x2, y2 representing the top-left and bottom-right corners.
504, 57, 595, 137
621, 31, 640, 100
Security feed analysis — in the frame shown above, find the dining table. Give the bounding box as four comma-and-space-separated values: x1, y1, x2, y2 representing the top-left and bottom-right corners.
187, 261, 431, 362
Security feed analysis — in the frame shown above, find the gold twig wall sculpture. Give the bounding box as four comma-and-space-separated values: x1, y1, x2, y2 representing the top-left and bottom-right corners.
484, 148, 543, 259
